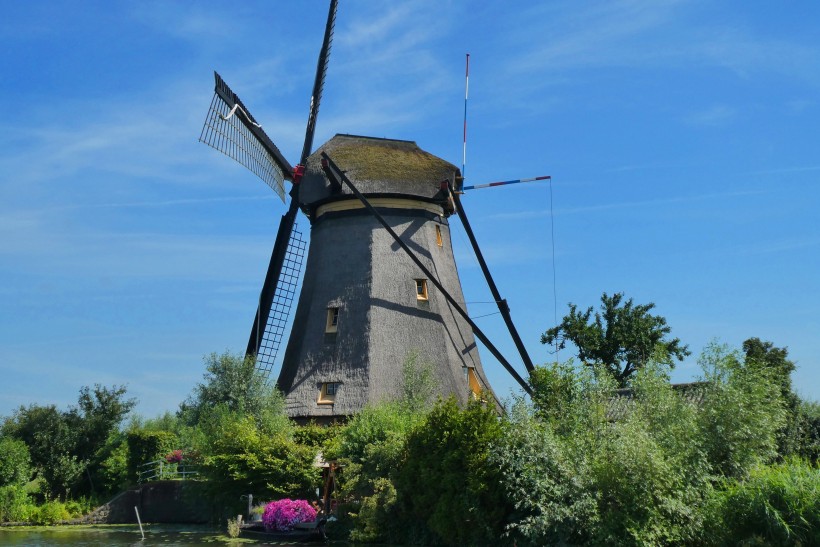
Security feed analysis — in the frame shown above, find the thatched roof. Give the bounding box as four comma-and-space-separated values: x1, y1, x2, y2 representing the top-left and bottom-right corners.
299, 134, 459, 210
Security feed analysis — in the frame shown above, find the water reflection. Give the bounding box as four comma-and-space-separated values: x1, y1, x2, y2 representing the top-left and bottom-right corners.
0, 525, 308, 546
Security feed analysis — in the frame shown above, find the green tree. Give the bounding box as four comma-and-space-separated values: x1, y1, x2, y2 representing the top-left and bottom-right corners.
742, 337, 809, 460
0, 437, 32, 488
541, 292, 690, 386
742, 337, 796, 391
68, 385, 135, 466
2, 385, 135, 499
179, 352, 280, 426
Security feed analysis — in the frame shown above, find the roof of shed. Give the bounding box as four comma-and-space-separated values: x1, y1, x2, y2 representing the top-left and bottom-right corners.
606, 381, 709, 421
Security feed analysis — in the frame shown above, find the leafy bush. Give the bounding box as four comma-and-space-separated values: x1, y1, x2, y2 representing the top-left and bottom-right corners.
398, 398, 509, 546
349, 478, 397, 543
697, 342, 787, 478
262, 498, 316, 531
707, 460, 820, 545
30, 499, 71, 524
506, 363, 713, 545
328, 402, 420, 500
794, 399, 820, 464
0, 484, 34, 522
196, 405, 318, 502
490, 402, 595, 546
226, 515, 242, 538
293, 421, 340, 450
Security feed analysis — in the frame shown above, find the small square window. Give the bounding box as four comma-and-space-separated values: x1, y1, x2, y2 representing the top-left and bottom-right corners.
318, 382, 339, 404
435, 225, 443, 247
326, 307, 339, 333
415, 279, 428, 301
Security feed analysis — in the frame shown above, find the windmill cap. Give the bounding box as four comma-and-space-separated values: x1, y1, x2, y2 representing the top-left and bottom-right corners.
300, 134, 459, 212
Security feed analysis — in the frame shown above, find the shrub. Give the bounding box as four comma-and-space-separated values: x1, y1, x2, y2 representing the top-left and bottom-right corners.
490, 401, 596, 546
98, 436, 130, 493
398, 398, 509, 546
349, 478, 398, 543
707, 460, 820, 545
507, 363, 713, 545
697, 342, 787, 478
262, 498, 316, 531
0, 484, 34, 522
794, 399, 820, 464
197, 406, 318, 501
226, 515, 242, 538
30, 499, 71, 524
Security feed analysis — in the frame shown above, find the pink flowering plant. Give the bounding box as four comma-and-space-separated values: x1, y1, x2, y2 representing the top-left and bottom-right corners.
262, 498, 317, 531
165, 449, 183, 464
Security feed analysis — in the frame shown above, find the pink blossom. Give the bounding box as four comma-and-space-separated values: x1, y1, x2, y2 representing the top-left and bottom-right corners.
262, 498, 317, 532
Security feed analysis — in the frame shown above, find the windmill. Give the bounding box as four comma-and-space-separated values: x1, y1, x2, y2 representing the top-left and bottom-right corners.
198, 1, 544, 422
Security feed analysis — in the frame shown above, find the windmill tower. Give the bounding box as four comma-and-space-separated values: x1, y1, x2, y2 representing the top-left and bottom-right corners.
277, 134, 493, 421
199, 1, 538, 423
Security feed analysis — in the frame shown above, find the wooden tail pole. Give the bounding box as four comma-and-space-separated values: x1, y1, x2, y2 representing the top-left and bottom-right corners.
321, 153, 533, 396
453, 192, 536, 374
463, 175, 551, 191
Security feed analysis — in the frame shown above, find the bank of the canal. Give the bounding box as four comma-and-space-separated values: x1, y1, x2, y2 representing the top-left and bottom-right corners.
0, 524, 266, 546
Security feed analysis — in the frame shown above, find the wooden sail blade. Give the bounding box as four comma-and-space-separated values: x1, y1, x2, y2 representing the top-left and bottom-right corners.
299, 0, 338, 165
250, 220, 307, 380
199, 72, 293, 202
247, 0, 337, 361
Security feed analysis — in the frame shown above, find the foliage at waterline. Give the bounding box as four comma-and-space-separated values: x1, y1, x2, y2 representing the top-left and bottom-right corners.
0, 342, 817, 545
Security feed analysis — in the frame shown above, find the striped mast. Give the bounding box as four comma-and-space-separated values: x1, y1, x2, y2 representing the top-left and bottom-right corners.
463, 175, 551, 191
450, 54, 553, 378
460, 53, 470, 192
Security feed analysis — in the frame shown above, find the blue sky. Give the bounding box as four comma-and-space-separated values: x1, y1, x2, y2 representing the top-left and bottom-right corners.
2, 1, 818, 418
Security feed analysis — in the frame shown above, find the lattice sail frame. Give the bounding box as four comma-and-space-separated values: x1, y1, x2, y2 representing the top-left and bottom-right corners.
254, 223, 307, 379
199, 73, 292, 202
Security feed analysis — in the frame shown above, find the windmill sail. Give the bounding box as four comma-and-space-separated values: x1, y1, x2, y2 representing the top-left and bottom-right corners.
247, 0, 337, 363
253, 222, 307, 378
199, 72, 293, 202
300, 0, 337, 163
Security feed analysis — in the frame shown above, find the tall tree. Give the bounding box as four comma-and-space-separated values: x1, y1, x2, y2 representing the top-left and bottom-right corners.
541, 292, 690, 386
179, 352, 285, 427
742, 337, 795, 396
741, 337, 815, 459
2, 385, 134, 498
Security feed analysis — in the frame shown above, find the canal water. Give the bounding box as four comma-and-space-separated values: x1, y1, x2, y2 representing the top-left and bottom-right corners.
0, 524, 310, 546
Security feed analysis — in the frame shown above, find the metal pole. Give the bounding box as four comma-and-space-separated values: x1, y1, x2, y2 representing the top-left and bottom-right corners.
134, 506, 145, 540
